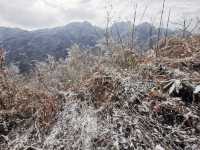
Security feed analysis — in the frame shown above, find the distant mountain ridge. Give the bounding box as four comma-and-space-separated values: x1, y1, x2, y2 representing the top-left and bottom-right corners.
0, 21, 174, 72
0, 21, 104, 72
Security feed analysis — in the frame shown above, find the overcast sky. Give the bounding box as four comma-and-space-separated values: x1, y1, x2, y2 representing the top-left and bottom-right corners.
0, 0, 199, 30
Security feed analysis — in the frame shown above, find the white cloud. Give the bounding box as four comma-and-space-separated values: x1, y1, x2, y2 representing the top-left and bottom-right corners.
0, 0, 199, 30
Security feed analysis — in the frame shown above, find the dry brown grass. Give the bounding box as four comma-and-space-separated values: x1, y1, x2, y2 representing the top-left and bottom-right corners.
0, 44, 138, 130
158, 36, 200, 58
0, 78, 59, 128
83, 74, 116, 108
0, 50, 59, 129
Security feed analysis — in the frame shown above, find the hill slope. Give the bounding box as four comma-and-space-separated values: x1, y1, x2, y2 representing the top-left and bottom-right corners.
0, 22, 103, 72
0, 36, 199, 149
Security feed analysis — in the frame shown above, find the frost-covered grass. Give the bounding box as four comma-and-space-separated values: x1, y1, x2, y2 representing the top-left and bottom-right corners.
0, 37, 200, 149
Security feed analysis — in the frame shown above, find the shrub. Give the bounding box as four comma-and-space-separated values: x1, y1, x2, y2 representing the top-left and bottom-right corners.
111, 48, 137, 69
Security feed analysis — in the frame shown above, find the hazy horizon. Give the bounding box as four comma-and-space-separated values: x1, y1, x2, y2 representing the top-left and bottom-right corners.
0, 21, 171, 32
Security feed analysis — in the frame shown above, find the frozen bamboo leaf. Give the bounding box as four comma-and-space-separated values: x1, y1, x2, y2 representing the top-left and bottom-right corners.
194, 85, 200, 94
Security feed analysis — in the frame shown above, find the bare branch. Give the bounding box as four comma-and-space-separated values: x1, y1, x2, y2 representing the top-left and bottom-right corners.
164, 9, 171, 45
156, 0, 166, 56
131, 3, 138, 50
